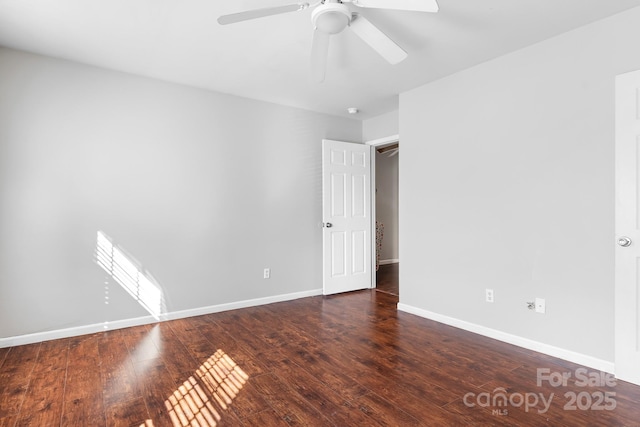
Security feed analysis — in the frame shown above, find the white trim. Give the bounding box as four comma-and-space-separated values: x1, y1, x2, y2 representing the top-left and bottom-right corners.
379, 259, 399, 265
367, 133, 400, 289
397, 303, 615, 374
370, 143, 377, 289
365, 134, 399, 147
0, 288, 323, 348
161, 288, 321, 320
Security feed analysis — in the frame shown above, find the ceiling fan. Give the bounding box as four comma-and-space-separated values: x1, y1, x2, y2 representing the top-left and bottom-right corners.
217, 0, 439, 82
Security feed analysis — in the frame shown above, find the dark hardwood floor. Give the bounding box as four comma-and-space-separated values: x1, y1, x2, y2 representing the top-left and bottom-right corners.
376, 263, 399, 296
1, 290, 640, 426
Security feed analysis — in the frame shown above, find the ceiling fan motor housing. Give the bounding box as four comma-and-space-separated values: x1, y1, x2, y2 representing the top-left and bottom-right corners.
312, 2, 352, 34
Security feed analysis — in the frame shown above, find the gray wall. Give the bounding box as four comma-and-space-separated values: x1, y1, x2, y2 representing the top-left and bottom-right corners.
0, 47, 361, 339
399, 6, 640, 362
363, 110, 398, 142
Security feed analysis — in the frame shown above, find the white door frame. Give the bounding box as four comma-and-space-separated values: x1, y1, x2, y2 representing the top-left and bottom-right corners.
615, 70, 640, 385
366, 134, 400, 288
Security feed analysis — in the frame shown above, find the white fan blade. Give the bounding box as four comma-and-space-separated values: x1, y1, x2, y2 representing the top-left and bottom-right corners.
351, 0, 438, 13
349, 14, 407, 64
218, 3, 307, 25
311, 30, 330, 82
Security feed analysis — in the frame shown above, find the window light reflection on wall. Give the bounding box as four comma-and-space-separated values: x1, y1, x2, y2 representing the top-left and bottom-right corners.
95, 231, 166, 320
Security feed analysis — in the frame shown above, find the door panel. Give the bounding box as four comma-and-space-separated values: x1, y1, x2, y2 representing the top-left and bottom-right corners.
323, 140, 372, 295
615, 69, 640, 385
331, 232, 346, 276
331, 174, 346, 217
352, 230, 366, 274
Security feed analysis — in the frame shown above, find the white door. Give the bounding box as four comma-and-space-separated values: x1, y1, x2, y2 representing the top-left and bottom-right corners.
615, 69, 640, 386
322, 139, 372, 295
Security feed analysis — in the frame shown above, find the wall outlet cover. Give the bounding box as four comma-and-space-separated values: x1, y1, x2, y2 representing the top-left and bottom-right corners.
486, 289, 494, 303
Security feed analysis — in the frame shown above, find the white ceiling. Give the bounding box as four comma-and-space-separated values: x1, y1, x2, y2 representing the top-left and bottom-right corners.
1, 0, 640, 119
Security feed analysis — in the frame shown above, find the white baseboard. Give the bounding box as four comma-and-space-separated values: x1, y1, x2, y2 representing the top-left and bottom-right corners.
379, 259, 399, 265
0, 288, 323, 348
397, 303, 615, 374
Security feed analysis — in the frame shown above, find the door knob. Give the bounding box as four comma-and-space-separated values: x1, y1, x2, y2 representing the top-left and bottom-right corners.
325, 223, 333, 228
618, 236, 632, 247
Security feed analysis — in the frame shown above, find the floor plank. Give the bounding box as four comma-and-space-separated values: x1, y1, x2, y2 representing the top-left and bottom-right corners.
0, 348, 10, 371
256, 349, 374, 426
104, 397, 149, 427
376, 262, 399, 296
15, 367, 66, 427
62, 334, 106, 427
0, 343, 41, 419
61, 397, 106, 427
0, 415, 18, 427
99, 330, 145, 409
252, 373, 332, 426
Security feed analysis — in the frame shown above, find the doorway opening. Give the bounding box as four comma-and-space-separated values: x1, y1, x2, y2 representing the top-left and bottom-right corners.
369, 136, 399, 296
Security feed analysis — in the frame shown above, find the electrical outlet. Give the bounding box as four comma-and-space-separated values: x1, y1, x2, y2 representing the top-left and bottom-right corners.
535, 298, 546, 314
263, 268, 270, 279
486, 289, 494, 303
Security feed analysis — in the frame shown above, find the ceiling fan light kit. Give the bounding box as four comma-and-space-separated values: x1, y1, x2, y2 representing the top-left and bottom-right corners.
312, 3, 352, 34
218, 0, 439, 81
